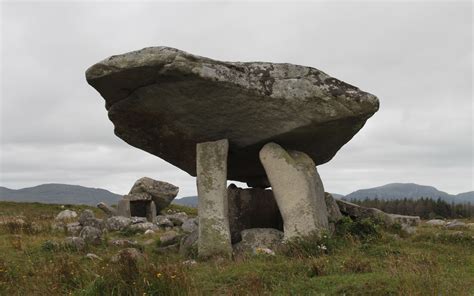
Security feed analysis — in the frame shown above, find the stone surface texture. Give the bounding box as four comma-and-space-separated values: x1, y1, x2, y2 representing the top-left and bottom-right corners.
86, 46, 379, 184
196, 139, 232, 259
259, 142, 329, 239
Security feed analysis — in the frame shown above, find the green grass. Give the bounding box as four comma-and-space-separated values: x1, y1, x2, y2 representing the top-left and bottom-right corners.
0, 201, 473, 295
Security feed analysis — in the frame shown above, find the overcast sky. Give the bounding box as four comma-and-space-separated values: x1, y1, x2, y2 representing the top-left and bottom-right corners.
0, 1, 472, 197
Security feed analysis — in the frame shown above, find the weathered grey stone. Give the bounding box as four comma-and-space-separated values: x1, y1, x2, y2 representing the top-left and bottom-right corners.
197, 139, 232, 259
159, 230, 180, 247
179, 230, 198, 258
446, 220, 467, 229
110, 239, 139, 247
259, 143, 329, 239
233, 228, 284, 256
146, 201, 157, 223
181, 218, 198, 233
227, 184, 283, 243
156, 215, 174, 227
105, 216, 132, 231
66, 222, 82, 236
86, 47, 379, 184
426, 219, 447, 226
129, 177, 179, 212
79, 226, 102, 245
97, 202, 117, 217
117, 199, 131, 217
324, 193, 343, 223
55, 210, 77, 221
128, 222, 158, 232
64, 236, 85, 251
78, 210, 104, 229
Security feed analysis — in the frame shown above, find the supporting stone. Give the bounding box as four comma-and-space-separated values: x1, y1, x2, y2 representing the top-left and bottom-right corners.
117, 199, 131, 218
146, 201, 157, 223
259, 142, 329, 240
196, 139, 232, 259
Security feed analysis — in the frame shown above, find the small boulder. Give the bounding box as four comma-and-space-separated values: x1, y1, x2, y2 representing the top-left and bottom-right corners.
79, 210, 104, 229
426, 219, 447, 226
110, 239, 139, 247
446, 220, 467, 230
79, 226, 102, 245
64, 236, 86, 251
233, 228, 284, 256
128, 222, 158, 233
156, 215, 174, 228
159, 230, 180, 247
179, 230, 198, 258
105, 216, 132, 231
66, 222, 82, 236
181, 218, 198, 233
55, 210, 77, 221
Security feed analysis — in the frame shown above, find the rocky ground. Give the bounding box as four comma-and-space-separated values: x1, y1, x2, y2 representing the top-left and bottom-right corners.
0, 201, 473, 295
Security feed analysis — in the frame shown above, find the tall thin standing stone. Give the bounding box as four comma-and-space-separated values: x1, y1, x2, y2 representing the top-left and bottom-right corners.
196, 139, 232, 259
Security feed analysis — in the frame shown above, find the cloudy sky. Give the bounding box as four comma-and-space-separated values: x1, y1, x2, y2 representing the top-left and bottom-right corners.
1, 1, 472, 197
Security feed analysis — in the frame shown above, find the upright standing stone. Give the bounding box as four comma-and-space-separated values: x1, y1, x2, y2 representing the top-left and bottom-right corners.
259, 142, 329, 240
146, 201, 157, 223
117, 199, 131, 218
196, 139, 232, 259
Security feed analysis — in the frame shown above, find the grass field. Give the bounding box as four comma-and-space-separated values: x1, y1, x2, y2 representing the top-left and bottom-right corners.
0, 201, 473, 295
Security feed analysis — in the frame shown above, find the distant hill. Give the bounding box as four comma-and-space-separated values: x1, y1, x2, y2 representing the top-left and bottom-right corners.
0, 184, 122, 206
345, 183, 472, 204
173, 195, 198, 208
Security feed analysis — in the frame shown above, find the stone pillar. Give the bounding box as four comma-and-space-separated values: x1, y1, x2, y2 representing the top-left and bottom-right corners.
196, 139, 232, 259
146, 201, 157, 223
259, 142, 329, 240
117, 199, 131, 218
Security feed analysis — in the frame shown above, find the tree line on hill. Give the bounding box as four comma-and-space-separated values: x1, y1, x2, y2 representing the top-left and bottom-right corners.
349, 197, 474, 219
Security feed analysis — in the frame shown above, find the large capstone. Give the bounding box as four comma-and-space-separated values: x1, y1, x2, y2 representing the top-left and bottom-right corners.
86, 47, 379, 185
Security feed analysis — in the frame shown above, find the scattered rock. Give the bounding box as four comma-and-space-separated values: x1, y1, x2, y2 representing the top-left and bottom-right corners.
105, 216, 132, 231
110, 239, 139, 247
79, 226, 102, 245
446, 220, 467, 230
233, 228, 284, 256
64, 236, 85, 251
128, 222, 158, 233
181, 218, 198, 233
78, 210, 104, 229
159, 230, 180, 247
426, 219, 447, 226
144, 229, 155, 235
86, 253, 102, 261
253, 247, 276, 256
156, 215, 174, 228
179, 230, 198, 258
55, 210, 78, 221
66, 222, 82, 236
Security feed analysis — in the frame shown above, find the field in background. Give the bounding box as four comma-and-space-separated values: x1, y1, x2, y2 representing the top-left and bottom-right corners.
0, 201, 473, 295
